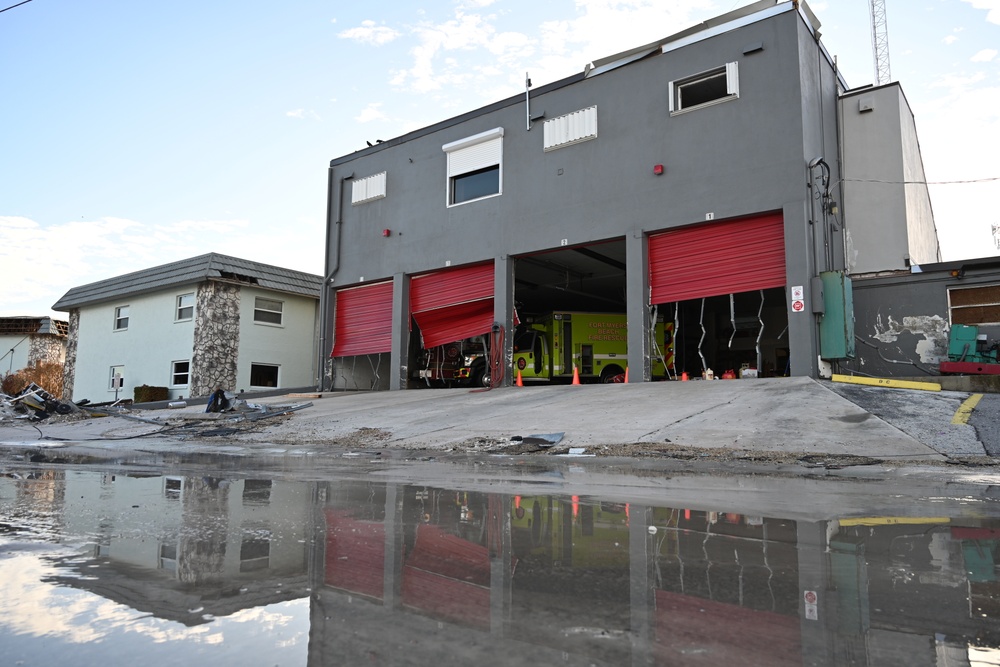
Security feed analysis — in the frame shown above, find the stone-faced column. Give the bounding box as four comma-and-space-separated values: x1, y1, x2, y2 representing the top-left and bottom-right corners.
191, 281, 241, 397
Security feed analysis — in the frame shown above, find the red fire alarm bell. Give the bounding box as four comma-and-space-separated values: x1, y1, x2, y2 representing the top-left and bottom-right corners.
653, 164, 665, 175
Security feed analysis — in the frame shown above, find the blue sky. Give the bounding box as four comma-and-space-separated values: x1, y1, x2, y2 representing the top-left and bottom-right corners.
2, 0, 998, 317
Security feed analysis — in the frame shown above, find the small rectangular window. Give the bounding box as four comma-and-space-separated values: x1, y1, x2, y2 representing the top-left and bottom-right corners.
109, 365, 125, 391
171, 360, 190, 386
443, 127, 503, 207
114, 306, 129, 331
176, 293, 194, 321
669, 61, 739, 114
949, 284, 1000, 325
254, 297, 283, 325
250, 363, 279, 387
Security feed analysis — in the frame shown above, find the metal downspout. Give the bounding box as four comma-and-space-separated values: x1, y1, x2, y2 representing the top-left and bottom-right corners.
317, 168, 352, 390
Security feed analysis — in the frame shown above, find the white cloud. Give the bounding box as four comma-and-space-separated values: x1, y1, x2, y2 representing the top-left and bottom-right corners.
971, 48, 998, 61
354, 102, 387, 123
960, 0, 1000, 25
285, 109, 320, 120
338, 20, 401, 46
943, 34, 959, 44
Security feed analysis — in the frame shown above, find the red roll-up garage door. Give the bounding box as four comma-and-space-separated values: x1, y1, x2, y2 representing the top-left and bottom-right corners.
411, 263, 494, 349
649, 212, 786, 305
331, 280, 394, 357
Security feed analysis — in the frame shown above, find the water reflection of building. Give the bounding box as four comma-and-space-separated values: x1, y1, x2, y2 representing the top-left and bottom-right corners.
309, 480, 1000, 666
14, 470, 313, 625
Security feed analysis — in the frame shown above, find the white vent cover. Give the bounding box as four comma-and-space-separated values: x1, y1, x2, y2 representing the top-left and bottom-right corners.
543, 106, 598, 151
352, 172, 387, 205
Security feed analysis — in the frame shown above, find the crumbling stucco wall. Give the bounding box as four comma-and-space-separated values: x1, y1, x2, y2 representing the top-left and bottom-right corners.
61, 309, 79, 401
190, 282, 240, 397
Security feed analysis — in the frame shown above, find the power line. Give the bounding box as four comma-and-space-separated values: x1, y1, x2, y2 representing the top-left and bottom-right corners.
0, 0, 33, 14
841, 176, 1000, 186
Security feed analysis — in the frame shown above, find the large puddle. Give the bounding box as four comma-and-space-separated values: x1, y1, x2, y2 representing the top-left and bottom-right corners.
2, 457, 1000, 665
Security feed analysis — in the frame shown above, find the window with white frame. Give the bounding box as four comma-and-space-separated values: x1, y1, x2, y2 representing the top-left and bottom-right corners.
171, 360, 190, 386
949, 284, 1000, 325
253, 297, 283, 325
443, 127, 503, 206
352, 171, 387, 205
113, 305, 129, 331
175, 293, 194, 321
109, 365, 125, 391
669, 62, 739, 114
250, 363, 279, 387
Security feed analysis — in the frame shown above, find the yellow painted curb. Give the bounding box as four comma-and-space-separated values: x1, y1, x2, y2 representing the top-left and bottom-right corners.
831, 374, 942, 392
952, 393, 984, 425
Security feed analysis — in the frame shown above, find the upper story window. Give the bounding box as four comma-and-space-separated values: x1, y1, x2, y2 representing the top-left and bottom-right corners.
175, 293, 194, 321
352, 172, 387, 205
669, 62, 739, 114
114, 306, 129, 331
949, 284, 1000, 325
443, 127, 503, 207
254, 297, 283, 325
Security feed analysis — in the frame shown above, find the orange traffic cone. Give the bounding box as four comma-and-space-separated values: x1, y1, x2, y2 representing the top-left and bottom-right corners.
516, 369, 524, 387
572, 366, 581, 385
624, 367, 629, 383
681, 371, 689, 381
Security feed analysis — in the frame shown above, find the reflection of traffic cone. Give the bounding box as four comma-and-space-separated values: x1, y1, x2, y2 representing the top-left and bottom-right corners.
624, 367, 629, 383
681, 371, 689, 381
572, 366, 581, 385
516, 369, 523, 387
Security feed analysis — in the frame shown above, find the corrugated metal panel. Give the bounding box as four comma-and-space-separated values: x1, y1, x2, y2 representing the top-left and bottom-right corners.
411, 263, 495, 348
331, 281, 393, 357
446, 137, 502, 177
649, 212, 785, 304
411, 263, 493, 312
351, 172, 387, 205
543, 106, 598, 151
324, 509, 384, 599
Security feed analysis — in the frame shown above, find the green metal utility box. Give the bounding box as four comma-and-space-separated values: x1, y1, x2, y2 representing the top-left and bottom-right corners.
820, 271, 855, 360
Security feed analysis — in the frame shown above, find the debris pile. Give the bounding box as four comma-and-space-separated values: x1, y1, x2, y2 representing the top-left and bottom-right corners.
1, 383, 79, 422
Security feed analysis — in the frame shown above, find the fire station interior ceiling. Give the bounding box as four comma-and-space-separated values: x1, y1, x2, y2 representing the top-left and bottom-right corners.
514, 240, 627, 315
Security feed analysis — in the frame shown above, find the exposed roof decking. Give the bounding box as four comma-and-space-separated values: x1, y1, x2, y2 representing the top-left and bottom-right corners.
52, 253, 322, 311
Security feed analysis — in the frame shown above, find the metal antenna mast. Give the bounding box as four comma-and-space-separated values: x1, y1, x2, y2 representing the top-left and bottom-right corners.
869, 0, 891, 84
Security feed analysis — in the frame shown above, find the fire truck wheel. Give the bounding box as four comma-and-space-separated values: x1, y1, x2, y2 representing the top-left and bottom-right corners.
601, 365, 626, 383
472, 364, 489, 388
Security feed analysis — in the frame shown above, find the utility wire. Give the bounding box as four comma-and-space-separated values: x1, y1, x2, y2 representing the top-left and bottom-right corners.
0, 0, 34, 14
839, 176, 1000, 186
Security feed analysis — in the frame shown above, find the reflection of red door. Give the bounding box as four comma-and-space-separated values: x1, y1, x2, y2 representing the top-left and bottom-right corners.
324, 509, 385, 600
654, 590, 801, 666
401, 524, 491, 629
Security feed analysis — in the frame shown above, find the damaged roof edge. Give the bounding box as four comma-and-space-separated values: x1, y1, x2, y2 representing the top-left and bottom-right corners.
52, 253, 323, 311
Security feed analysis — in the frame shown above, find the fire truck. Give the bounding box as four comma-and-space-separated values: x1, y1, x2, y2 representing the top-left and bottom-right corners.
416, 311, 673, 387
511, 311, 672, 383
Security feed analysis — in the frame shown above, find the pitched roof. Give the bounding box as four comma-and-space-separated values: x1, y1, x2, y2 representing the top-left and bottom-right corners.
52, 253, 323, 311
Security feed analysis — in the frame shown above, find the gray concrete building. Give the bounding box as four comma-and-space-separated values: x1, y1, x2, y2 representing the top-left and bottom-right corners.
322, 0, 940, 391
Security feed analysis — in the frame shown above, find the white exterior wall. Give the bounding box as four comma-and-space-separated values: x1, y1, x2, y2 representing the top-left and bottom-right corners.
0, 335, 31, 375
898, 91, 941, 267
235, 287, 318, 391
71, 284, 198, 402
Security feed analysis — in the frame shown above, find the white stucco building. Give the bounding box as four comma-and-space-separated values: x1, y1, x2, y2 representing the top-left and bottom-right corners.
53, 253, 322, 402
0, 316, 68, 377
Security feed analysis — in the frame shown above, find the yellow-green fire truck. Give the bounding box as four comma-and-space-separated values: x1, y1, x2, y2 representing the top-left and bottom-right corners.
510, 311, 673, 383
